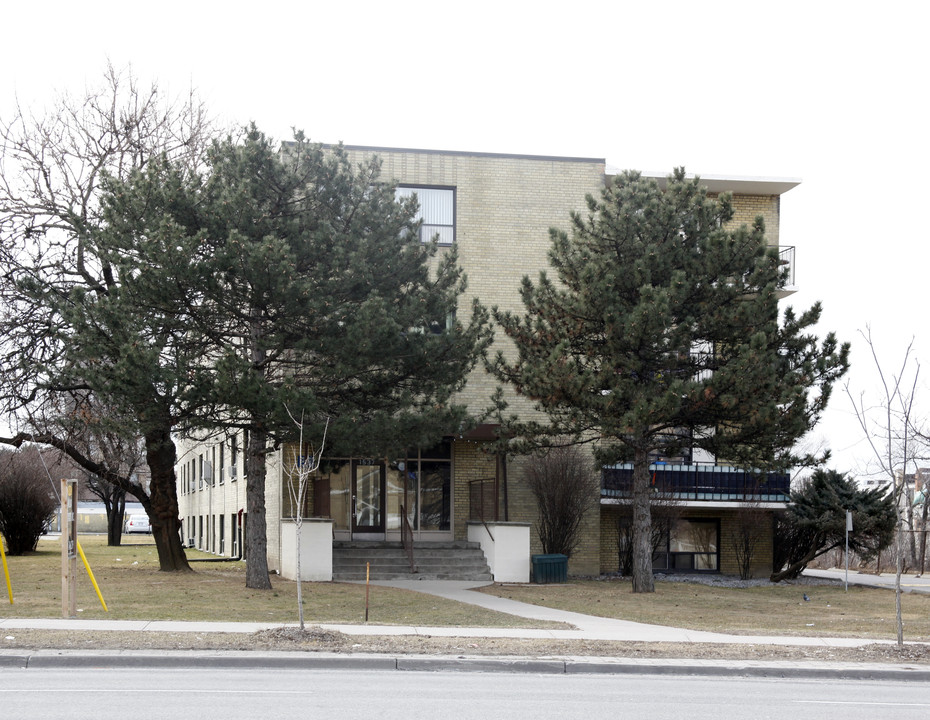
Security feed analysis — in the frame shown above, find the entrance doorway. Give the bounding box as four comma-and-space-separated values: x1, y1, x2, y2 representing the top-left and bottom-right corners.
321, 444, 453, 542
352, 460, 385, 538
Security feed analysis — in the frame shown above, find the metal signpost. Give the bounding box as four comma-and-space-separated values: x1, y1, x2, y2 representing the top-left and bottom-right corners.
845, 510, 853, 592
61, 479, 77, 617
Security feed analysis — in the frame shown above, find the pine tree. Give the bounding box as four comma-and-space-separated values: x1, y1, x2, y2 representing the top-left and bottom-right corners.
771, 469, 895, 582
490, 169, 849, 593
102, 128, 493, 588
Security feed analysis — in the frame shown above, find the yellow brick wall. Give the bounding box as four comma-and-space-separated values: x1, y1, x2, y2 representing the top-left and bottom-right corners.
342, 147, 607, 420
453, 440, 601, 576
600, 504, 624, 574
725, 194, 781, 246
718, 509, 776, 578
452, 439, 497, 540
342, 149, 785, 424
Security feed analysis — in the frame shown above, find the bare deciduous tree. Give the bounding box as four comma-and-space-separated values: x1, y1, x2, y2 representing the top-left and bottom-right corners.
524, 445, 598, 558
52, 393, 148, 545
0, 64, 217, 571
283, 409, 328, 630
728, 500, 770, 580
846, 327, 927, 647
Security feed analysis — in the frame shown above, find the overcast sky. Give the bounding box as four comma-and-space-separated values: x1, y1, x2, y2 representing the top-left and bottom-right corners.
2, 1, 928, 478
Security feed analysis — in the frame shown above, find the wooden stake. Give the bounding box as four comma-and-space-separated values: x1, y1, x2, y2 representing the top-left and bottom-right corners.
61, 479, 77, 618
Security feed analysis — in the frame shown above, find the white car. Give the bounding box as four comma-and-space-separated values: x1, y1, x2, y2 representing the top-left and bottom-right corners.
125, 514, 151, 534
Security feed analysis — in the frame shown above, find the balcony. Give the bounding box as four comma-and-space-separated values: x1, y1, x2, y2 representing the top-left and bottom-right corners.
602, 463, 790, 504
776, 245, 796, 296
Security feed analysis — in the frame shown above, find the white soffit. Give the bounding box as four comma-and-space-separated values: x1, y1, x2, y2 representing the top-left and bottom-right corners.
606, 166, 801, 196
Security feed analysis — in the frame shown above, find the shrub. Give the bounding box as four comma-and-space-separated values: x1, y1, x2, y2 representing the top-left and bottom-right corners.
523, 445, 598, 557
0, 449, 58, 554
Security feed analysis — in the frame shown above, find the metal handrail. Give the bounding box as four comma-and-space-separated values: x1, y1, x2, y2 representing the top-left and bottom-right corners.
468, 477, 497, 542
399, 504, 417, 573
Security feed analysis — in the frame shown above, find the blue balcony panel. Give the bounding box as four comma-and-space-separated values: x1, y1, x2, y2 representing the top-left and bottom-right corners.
602, 463, 790, 503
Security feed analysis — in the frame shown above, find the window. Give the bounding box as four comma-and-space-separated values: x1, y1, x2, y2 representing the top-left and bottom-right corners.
230, 433, 238, 481
395, 186, 455, 244
388, 441, 452, 533
653, 518, 719, 572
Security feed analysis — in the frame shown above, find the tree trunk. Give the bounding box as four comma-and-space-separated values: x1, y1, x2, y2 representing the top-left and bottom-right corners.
894, 519, 904, 648
144, 426, 192, 572
631, 446, 655, 593
769, 541, 831, 582
245, 426, 272, 589
106, 490, 125, 546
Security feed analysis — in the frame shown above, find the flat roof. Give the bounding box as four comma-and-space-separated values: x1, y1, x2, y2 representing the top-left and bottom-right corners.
621, 168, 801, 196
314, 144, 800, 194
338, 144, 605, 165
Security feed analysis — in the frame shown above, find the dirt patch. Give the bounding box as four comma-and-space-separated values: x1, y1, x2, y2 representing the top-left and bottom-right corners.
2, 628, 928, 664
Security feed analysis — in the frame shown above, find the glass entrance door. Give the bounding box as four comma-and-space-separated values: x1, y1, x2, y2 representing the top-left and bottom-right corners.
352, 460, 385, 536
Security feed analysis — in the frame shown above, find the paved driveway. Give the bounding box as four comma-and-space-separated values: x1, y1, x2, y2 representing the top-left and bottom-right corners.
804, 568, 930, 594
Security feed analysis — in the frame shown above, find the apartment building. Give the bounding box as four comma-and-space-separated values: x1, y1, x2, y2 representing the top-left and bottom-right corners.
175, 145, 799, 579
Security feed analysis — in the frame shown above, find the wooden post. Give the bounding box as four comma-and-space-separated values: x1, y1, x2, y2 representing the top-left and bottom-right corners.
61, 479, 77, 618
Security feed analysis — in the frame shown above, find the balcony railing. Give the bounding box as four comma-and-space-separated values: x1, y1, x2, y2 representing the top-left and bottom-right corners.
777, 245, 795, 287
602, 463, 790, 503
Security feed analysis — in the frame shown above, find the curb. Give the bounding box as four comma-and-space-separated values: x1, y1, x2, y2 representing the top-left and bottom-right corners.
2, 651, 928, 680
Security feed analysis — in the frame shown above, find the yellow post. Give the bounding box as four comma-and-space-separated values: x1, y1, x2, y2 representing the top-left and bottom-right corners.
76, 540, 108, 612
0, 533, 12, 604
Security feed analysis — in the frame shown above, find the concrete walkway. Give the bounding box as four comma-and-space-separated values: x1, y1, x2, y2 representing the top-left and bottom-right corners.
0, 577, 913, 649
3, 576, 928, 679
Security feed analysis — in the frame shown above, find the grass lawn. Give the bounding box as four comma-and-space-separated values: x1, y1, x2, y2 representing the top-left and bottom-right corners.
481, 578, 930, 640
3, 536, 928, 641
0, 536, 554, 628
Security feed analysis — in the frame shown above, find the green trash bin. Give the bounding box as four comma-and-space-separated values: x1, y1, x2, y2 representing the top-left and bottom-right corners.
531, 554, 568, 583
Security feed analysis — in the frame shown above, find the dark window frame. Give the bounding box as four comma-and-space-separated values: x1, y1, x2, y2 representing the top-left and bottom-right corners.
396, 184, 456, 245
652, 517, 721, 573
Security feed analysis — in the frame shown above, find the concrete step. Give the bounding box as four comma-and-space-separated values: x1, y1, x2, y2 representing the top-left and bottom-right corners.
332, 541, 492, 582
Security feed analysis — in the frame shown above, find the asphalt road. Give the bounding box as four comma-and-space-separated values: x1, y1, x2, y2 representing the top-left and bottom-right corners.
804, 568, 930, 594
2, 667, 928, 720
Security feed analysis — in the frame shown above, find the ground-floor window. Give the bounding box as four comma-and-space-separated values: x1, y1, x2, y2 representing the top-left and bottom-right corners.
653, 518, 719, 571
392, 442, 452, 532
